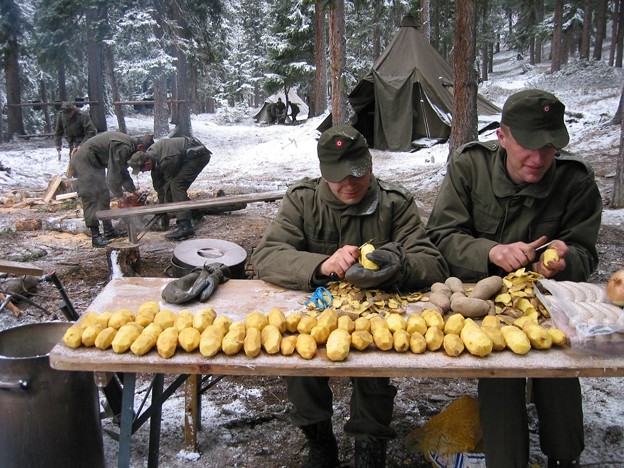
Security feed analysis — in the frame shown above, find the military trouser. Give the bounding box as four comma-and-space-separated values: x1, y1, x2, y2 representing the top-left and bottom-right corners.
478, 377, 584, 468
285, 376, 397, 442
154, 151, 210, 221
72, 156, 110, 229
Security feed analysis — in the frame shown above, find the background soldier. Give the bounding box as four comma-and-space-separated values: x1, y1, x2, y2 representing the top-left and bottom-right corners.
54, 101, 97, 159
70, 131, 154, 247
128, 136, 212, 241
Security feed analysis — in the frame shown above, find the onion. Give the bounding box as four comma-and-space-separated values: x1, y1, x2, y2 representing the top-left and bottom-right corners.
606, 269, 624, 306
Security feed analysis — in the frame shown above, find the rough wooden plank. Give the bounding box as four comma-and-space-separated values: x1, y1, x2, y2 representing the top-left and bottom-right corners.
56, 191, 78, 200
0, 259, 45, 276
96, 190, 285, 221
43, 175, 64, 204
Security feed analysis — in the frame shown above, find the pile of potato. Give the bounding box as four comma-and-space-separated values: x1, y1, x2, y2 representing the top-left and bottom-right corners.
63, 293, 568, 361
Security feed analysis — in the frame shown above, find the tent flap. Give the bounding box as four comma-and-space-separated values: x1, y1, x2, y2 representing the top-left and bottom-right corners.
373, 70, 415, 151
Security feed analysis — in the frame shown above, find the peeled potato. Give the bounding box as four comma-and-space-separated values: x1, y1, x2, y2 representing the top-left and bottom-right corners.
409, 331, 427, 354
443, 333, 465, 357
444, 313, 465, 335
359, 243, 379, 270
373, 327, 394, 351
246, 310, 268, 331
157, 327, 179, 358
112, 323, 142, 354
337, 315, 355, 333
154, 310, 176, 329
81, 323, 104, 347
94, 326, 117, 350
351, 330, 373, 351
393, 329, 411, 353
244, 327, 262, 357
543, 248, 560, 267
460, 319, 492, 357
500, 325, 531, 355
222, 328, 245, 355
326, 329, 351, 361
311, 324, 330, 345
268, 308, 287, 333
424, 326, 444, 351
131, 331, 158, 356
136, 301, 159, 327
354, 316, 371, 332
280, 335, 298, 356
63, 324, 85, 348
296, 334, 317, 359
178, 327, 201, 352
548, 327, 569, 346
261, 324, 282, 354
386, 314, 407, 333
406, 314, 427, 335
285, 313, 302, 333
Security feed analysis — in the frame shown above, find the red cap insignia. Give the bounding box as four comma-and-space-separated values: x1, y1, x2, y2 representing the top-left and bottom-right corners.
336, 139, 343, 147
543, 105, 550, 112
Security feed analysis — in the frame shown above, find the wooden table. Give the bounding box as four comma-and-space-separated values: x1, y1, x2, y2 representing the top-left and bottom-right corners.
49, 278, 624, 467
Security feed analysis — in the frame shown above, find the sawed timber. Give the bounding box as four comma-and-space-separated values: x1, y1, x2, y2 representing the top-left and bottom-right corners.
96, 191, 285, 221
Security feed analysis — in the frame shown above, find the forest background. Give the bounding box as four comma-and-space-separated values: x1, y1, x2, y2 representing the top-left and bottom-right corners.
1, 0, 623, 161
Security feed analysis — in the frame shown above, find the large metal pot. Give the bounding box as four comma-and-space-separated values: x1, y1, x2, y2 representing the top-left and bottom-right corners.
166, 238, 248, 279
0, 322, 104, 468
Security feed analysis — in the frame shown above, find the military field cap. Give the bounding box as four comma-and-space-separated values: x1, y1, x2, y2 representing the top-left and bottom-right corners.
60, 101, 75, 112
318, 124, 372, 183
501, 89, 569, 149
128, 151, 149, 175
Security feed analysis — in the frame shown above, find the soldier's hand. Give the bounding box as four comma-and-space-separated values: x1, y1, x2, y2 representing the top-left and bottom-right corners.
345, 242, 406, 290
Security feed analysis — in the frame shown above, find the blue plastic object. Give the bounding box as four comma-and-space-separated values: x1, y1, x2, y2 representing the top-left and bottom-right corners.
305, 286, 334, 310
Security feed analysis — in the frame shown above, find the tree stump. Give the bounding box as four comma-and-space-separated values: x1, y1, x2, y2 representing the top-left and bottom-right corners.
106, 242, 141, 279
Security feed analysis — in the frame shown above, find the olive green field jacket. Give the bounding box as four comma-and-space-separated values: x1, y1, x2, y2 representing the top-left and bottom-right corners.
251, 175, 449, 292
426, 140, 602, 282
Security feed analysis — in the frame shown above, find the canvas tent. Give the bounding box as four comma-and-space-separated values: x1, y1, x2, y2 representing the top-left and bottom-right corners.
253, 89, 309, 124
318, 14, 501, 151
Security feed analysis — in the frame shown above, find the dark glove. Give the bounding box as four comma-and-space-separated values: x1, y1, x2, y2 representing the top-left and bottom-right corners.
345, 242, 406, 290
161, 268, 212, 304
198, 263, 231, 302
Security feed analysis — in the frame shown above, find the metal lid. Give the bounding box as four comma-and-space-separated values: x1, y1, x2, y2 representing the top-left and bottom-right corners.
172, 238, 247, 270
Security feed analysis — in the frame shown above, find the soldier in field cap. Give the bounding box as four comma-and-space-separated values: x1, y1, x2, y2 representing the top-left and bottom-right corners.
251, 124, 448, 467
427, 90, 602, 467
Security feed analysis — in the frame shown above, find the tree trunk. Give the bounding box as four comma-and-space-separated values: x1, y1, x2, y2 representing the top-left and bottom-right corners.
5, 35, 25, 137
535, 0, 544, 63
609, 0, 619, 66
86, 3, 108, 132
312, 2, 327, 118
421, 0, 430, 40
593, 0, 607, 60
479, 0, 489, 81
153, 74, 170, 138
551, 0, 564, 73
449, 0, 478, 159
613, 85, 624, 207
58, 61, 67, 101
617, 0, 624, 67
580, 0, 592, 60
39, 79, 52, 134
329, 0, 348, 125
172, 3, 192, 137
106, 45, 126, 134
190, 66, 201, 114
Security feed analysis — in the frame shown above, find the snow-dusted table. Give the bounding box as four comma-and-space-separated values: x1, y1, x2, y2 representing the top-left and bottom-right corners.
50, 278, 624, 468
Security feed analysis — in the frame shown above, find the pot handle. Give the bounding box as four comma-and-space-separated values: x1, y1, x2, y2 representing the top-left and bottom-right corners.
0, 379, 29, 390
164, 264, 176, 278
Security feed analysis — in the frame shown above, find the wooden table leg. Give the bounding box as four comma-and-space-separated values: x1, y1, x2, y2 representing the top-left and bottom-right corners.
148, 374, 164, 468
184, 375, 201, 451
118, 373, 136, 468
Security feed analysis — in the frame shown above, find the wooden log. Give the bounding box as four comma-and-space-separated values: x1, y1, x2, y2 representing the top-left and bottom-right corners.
0, 292, 20, 317
15, 218, 43, 231
106, 242, 141, 280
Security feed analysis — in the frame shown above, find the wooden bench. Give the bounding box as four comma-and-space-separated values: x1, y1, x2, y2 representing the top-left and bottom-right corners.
96, 191, 285, 243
